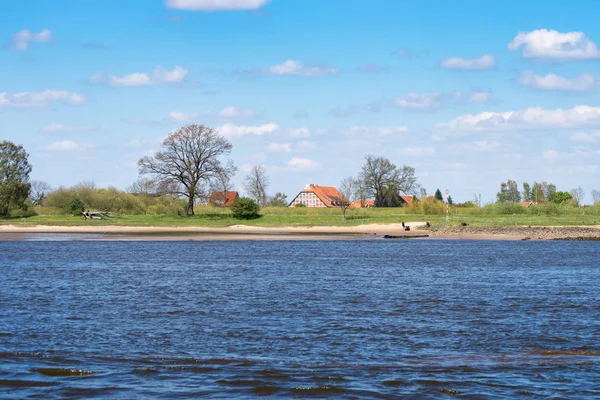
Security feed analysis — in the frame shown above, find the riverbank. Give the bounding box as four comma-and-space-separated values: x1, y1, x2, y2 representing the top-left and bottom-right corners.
1, 223, 600, 240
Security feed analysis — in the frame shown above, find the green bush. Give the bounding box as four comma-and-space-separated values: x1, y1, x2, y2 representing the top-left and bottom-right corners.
67, 197, 85, 214
230, 197, 260, 219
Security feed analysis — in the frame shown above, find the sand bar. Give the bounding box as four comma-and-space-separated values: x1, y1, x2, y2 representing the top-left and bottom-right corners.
1, 223, 599, 241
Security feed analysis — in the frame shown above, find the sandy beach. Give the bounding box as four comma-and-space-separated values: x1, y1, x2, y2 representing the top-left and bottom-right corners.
1, 222, 600, 240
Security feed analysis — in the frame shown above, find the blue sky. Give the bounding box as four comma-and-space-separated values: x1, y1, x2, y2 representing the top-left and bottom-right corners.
2, 0, 600, 204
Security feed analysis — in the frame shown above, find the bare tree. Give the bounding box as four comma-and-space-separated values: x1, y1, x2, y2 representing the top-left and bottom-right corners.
591, 189, 600, 205
138, 124, 235, 216
210, 164, 237, 206
126, 178, 156, 195
331, 177, 356, 219
361, 155, 418, 207
244, 165, 270, 207
29, 180, 52, 205
570, 186, 586, 206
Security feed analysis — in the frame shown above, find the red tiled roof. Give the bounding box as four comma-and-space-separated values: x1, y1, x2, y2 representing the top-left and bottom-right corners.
302, 184, 348, 207
352, 199, 374, 208
400, 195, 414, 206
209, 191, 239, 207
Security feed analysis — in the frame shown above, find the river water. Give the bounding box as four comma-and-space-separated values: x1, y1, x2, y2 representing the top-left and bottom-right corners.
1, 238, 599, 398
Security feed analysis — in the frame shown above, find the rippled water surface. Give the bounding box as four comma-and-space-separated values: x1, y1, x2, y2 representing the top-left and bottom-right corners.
1, 239, 599, 398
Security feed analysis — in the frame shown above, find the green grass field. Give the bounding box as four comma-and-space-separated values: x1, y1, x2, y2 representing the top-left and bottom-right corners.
1, 205, 599, 228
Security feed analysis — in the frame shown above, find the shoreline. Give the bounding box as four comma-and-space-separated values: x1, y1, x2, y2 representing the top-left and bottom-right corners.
1, 223, 600, 241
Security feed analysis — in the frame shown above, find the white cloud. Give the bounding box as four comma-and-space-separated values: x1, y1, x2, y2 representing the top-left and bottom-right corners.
543, 149, 562, 161
123, 111, 197, 126
570, 131, 600, 142
436, 105, 600, 132
165, 0, 269, 11
508, 29, 600, 61
267, 143, 293, 153
395, 92, 441, 109
168, 111, 197, 123
287, 157, 319, 170
0, 90, 85, 109
267, 141, 316, 153
451, 90, 493, 104
399, 147, 436, 157
343, 125, 410, 137
41, 122, 98, 134
441, 55, 495, 70
45, 140, 89, 151
517, 71, 597, 92
217, 105, 255, 119
266, 60, 340, 77
468, 91, 492, 103
218, 123, 279, 137
10, 29, 52, 51
92, 66, 188, 87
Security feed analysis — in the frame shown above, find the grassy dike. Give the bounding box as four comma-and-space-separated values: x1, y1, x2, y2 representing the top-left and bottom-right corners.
1, 206, 599, 228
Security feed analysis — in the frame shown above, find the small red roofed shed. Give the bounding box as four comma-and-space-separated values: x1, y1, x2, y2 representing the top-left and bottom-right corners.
209, 191, 239, 207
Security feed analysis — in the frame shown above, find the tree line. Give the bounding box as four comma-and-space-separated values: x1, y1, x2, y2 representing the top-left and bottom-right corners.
496, 179, 598, 206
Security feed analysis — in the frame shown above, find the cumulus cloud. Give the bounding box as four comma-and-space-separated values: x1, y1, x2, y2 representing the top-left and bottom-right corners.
395, 92, 441, 109
0, 90, 85, 109
165, 0, 269, 11
287, 157, 319, 170
91, 66, 188, 87
45, 140, 89, 151
570, 131, 600, 142
266, 60, 340, 77
508, 29, 600, 61
41, 122, 98, 134
10, 29, 52, 51
517, 71, 597, 92
216, 105, 255, 119
218, 123, 279, 137
435, 105, 600, 132
441, 55, 495, 70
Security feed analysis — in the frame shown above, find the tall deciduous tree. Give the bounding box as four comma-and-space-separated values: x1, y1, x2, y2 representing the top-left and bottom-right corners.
138, 125, 235, 216
522, 182, 532, 202
29, 180, 52, 206
591, 189, 600, 205
244, 165, 269, 207
496, 180, 521, 203
570, 186, 585, 206
0, 141, 32, 217
360, 155, 418, 207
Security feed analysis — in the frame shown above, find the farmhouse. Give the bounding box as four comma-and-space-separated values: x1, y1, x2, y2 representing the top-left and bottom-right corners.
209, 191, 239, 207
288, 184, 347, 208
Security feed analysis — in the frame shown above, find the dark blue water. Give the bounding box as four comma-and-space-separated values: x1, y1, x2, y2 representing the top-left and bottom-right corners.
1, 238, 599, 399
